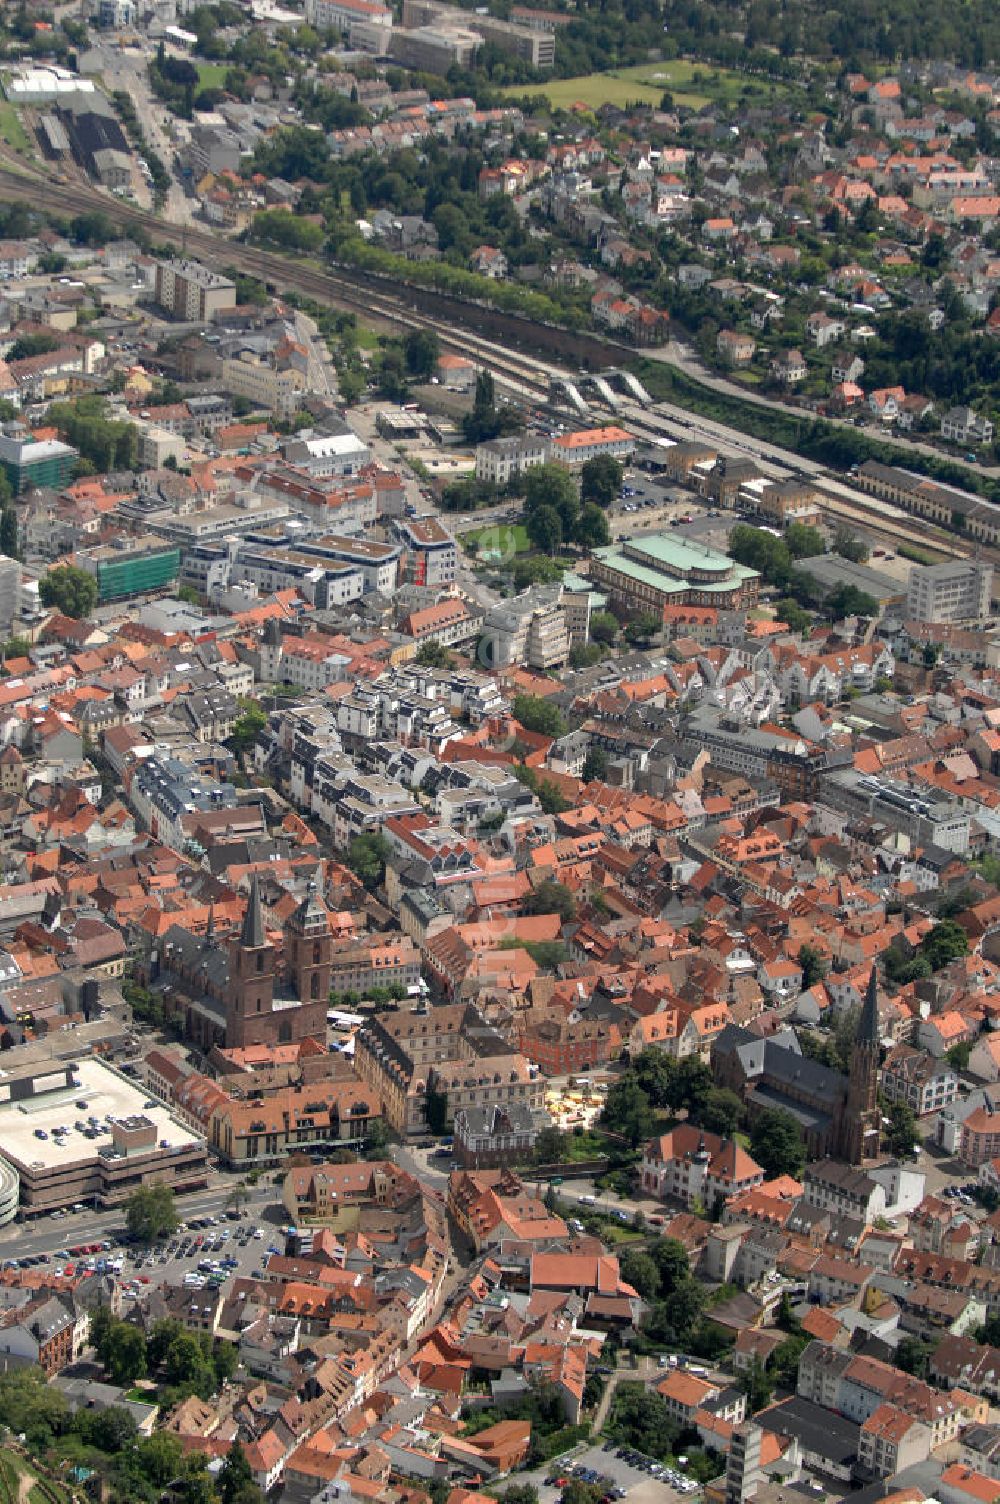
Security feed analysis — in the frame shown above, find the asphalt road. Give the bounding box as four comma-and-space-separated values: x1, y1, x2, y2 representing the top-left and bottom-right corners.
0, 1181, 280, 1263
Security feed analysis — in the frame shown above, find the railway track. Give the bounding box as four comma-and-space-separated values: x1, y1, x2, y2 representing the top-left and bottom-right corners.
0, 163, 993, 569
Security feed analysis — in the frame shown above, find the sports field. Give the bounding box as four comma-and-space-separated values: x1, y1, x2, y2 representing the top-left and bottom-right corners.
196, 62, 230, 90
504, 59, 797, 112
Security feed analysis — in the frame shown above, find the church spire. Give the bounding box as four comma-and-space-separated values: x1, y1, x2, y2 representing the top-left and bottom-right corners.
858, 962, 880, 1047
241, 873, 265, 949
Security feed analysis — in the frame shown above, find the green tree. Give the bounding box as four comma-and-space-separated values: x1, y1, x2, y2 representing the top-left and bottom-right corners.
798, 943, 827, 988
749, 1108, 805, 1179
425, 1086, 448, 1134
147, 1317, 186, 1370
833, 524, 870, 563
895, 1335, 934, 1379
345, 832, 390, 891
590, 610, 618, 645
364, 1117, 391, 1156
526, 503, 563, 555
228, 698, 266, 761
0, 1368, 69, 1449
883, 1098, 918, 1159
632, 1048, 676, 1109
164, 1333, 214, 1392
220, 1442, 262, 1504
582, 745, 608, 782
0, 505, 18, 560
696, 1087, 743, 1138
739, 1355, 774, 1414
773, 597, 812, 635
134, 1432, 184, 1487
126, 1184, 178, 1243
533, 1126, 566, 1163
415, 639, 449, 668
922, 919, 969, 971
770, 1333, 808, 1388
822, 582, 879, 620
645, 1277, 705, 1346
601, 1075, 654, 1146
580, 455, 623, 508
523, 464, 579, 537
624, 611, 660, 645
606, 1380, 680, 1460
38, 563, 98, 619
784, 523, 825, 560
9, 333, 59, 362
511, 694, 567, 738
250, 208, 324, 252
501, 1487, 539, 1504
728, 524, 793, 587
48, 395, 137, 472
523, 878, 575, 923
103, 1323, 147, 1387
463, 369, 516, 444
402, 328, 440, 381
666, 1055, 714, 1115
574, 502, 610, 550
948, 1040, 972, 1071
619, 1247, 660, 1301
651, 1237, 689, 1295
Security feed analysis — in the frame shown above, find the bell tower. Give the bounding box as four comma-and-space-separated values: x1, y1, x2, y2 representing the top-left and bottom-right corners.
284, 881, 332, 1042
225, 873, 275, 1048
843, 962, 881, 1165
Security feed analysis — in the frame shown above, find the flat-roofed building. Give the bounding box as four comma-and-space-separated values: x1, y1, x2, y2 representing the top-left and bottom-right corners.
0, 1057, 208, 1216
907, 559, 993, 623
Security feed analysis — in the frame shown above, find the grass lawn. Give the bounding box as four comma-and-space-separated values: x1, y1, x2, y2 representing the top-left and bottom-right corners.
463, 521, 530, 559
502, 59, 799, 113
597, 1220, 645, 1244
0, 101, 30, 155
561, 1129, 613, 1161
196, 62, 230, 90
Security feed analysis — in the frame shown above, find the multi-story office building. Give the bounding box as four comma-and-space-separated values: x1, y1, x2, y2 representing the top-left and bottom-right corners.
906, 558, 993, 623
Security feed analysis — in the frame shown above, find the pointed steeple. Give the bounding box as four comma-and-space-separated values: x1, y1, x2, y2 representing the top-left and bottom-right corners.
858, 962, 880, 1047
241, 873, 265, 949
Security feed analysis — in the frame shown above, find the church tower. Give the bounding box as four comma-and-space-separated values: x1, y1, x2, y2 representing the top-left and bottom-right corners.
843, 962, 881, 1165
285, 881, 333, 1042
225, 873, 275, 1048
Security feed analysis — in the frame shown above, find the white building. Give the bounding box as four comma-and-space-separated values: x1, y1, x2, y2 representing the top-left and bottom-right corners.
475, 434, 549, 485
906, 559, 993, 624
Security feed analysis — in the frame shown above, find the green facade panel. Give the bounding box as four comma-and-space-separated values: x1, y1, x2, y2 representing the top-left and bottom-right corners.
96, 548, 181, 602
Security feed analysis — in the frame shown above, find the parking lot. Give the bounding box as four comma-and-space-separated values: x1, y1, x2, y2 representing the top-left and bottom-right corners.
5, 1210, 281, 1302
612, 475, 735, 549
517, 1441, 702, 1504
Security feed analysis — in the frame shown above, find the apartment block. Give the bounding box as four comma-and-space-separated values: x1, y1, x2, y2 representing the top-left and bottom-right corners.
154, 260, 237, 322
